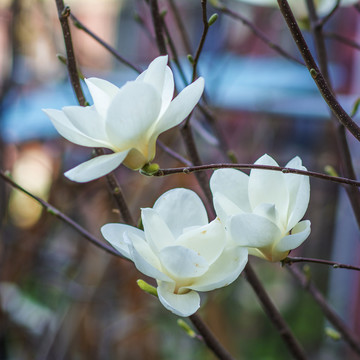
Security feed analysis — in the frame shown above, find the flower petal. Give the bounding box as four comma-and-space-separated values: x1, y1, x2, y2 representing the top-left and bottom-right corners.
155, 77, 205, 134
230, 213, 282, 248
126, 232, 171, 282
153, 188, 208, 238
85, 78, 119, 118
64, 151, 129, 183
157, 281, 200, 317
141, 208, 176, 252
106, 82, 162, 149
210, 168, 251, 212
275, 220, 311, 253
176, 218, 225, 266
189, 247, 248, 292
62, 106, 111, 146
284, 157, 310, 232
101, 223, 144, 259
248, 154, 289, 222
137, 55, 168, 100
213, 193, 243, 225
43, 109, 106, 148
159, 246, 209, 279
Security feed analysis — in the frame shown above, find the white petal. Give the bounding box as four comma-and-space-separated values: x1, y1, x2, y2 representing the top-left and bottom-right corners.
153, 188, 208, 238
43, 109, 106, 148
62, 106, 111, 146
126, 232, 171, 282
141, 208, 175, 252
284, 157, 310, 232
230, 213, 282, 248
159, 246, 209, 278
101, 223, 144, 259
210, 168, 251, 212
275, 220, 311, 253
85, 78, 120, 118
106, 82, 162, 149
64, 151, 128, 183
213, 193, 243, 225
138, 55, 168, 100
248, 154, 289, 221
253, 203, 280, 227
155, 77, 205, 134
157, 281, 200, 317
159, 66, 175, 117
190, 247, 248, 292
176, 218, 225, 265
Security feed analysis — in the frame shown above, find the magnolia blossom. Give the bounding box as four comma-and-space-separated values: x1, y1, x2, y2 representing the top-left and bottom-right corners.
101, 188, 248, 317
43, 56, 204, 182
210, 154, 311, 262
235, 0, 358, 19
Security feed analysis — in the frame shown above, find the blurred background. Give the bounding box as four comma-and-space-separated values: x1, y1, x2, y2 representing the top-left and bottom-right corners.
1, 0, 360, 359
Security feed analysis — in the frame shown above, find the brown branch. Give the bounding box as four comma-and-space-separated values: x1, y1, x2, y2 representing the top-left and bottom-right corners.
192, 0, 210, 82
189, 314, 235, 360
277, 0, 360, 142
150, 0, 167, 55
287, 266, 360, 355
214, 2, 305, 66
305, 0, 360, 228
54, 1, 86, 106
149, 163, 360, 188
244, 264, 307, 360
0, 170, 123, 258
284, 257, 360, 272
157, 140, 192, 166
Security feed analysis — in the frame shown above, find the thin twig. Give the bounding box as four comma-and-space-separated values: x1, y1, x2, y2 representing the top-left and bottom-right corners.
284, 257, 360, 272
189, 314, 235, 360
325, 32, 360, 51
315, 0, 340, 27
214, 2, 305, 66
157, 140, 192, 166
277, 0, 360, 142
244, 264, 307, 360
287, 266, 360, 355
54, 1, 86, 105
149, 163, 360, 188
150, 0, 167, 55
70, 13, 141, 74
192, 0, 209, 82
0, 170, 123, 258
167, 0, 192, 54
305, 0, 360, 228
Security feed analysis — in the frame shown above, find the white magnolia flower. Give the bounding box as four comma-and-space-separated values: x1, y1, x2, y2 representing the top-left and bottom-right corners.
101, 188, 248, 317
43, 56, 204, 182
235, 0, 358, 19
210, 154, 311, 262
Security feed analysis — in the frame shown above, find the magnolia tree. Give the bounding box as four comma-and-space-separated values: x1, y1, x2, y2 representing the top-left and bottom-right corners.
2, 0, 360, 359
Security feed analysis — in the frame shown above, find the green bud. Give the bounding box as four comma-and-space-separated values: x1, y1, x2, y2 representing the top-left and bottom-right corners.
177, 319, 197, 338
160, 9, 167, 18
56, 54, 67, 65
227, 150, 238, 164
137, 279, 158, 297
324, 165, 339, 178
187, 54, 194, 64
324, 327, 341, 341
208, 13, 218, 26
310, 68, 318, 79
140, 163, 160, 176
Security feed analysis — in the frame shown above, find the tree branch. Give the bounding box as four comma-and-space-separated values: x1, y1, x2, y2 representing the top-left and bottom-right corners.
277, 0, 360, 142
